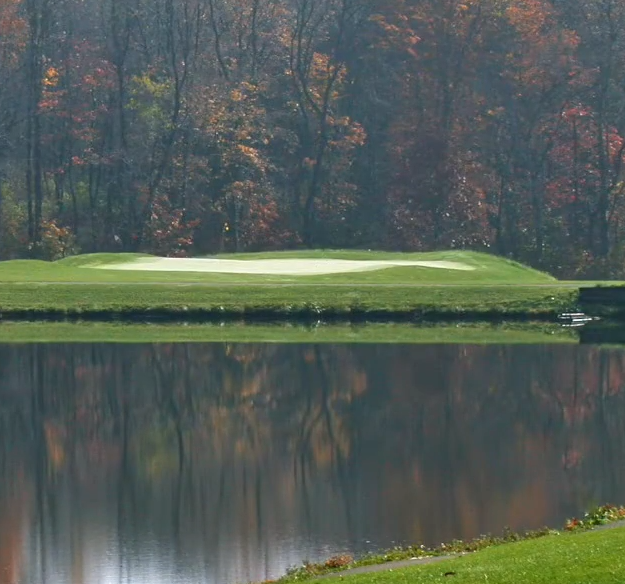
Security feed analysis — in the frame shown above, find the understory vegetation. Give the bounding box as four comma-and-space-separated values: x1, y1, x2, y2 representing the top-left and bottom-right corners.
3, 1, 625, 278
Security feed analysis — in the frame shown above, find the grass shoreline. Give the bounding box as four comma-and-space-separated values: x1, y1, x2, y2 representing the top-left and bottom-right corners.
269, 505, 625, 583
0, 321, 579, 343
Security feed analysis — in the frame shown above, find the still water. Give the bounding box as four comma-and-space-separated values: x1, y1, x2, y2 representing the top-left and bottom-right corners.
1, 343, 624, 584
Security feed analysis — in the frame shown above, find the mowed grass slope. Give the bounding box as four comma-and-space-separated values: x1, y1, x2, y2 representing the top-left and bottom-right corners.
307, 527, 625, 584
0, 282, 577, 316
0, 250, 554, 284
0, 251, 577, 318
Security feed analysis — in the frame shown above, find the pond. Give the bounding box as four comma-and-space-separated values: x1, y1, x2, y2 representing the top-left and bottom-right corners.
1, 342, 624, 584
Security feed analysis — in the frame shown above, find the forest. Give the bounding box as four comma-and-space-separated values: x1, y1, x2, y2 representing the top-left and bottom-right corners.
2, 0, 625, 276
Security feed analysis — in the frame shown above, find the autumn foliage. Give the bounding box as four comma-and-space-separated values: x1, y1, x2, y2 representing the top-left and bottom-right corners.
2, 0, 625, 275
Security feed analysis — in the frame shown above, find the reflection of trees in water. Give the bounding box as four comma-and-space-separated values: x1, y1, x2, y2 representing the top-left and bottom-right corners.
0, 478, 29, 584
0, 343, 367, 583
0, 343, 624, 583
357, 345, 625, 543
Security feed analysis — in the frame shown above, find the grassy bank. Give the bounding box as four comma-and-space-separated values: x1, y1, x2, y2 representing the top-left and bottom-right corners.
0, 251, 585, 320
314, 527, 625, 584
0, 321, 579, 343
273, 505, 625, 584
0, 283, 577, 320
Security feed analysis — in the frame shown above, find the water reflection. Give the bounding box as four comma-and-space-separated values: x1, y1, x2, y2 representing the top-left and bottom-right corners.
0, 343, 624, 584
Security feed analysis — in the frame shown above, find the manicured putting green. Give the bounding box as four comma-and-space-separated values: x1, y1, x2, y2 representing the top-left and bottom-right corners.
0, 251, 578, 318
0, 250, 555, 284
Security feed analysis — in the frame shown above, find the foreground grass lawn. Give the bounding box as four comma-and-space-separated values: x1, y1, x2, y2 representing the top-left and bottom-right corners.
316, 527, 625, 584
0, 321, 578, 343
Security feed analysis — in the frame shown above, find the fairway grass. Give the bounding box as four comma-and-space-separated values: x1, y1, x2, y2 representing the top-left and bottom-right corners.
312, 527, 625, 584
0, 251, 588, 320
0, 321, 578, 343
2, 250, 556, 284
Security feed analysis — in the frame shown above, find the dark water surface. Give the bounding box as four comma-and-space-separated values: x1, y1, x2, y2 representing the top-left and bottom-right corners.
1, 343, 624, 584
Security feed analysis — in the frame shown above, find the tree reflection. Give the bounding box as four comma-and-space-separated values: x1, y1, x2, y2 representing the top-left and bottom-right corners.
0, 343, 624, 584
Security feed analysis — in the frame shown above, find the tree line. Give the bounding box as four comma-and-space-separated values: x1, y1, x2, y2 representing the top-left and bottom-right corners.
2, 0, 625, 276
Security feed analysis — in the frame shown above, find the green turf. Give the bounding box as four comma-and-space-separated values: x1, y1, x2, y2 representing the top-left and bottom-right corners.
57, 252, 150, 267
0, 250, 558, 284
0, 283, 577, 317
313, 527, 625, 584
0, 321, 578, 343
0, 251, 593, 318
